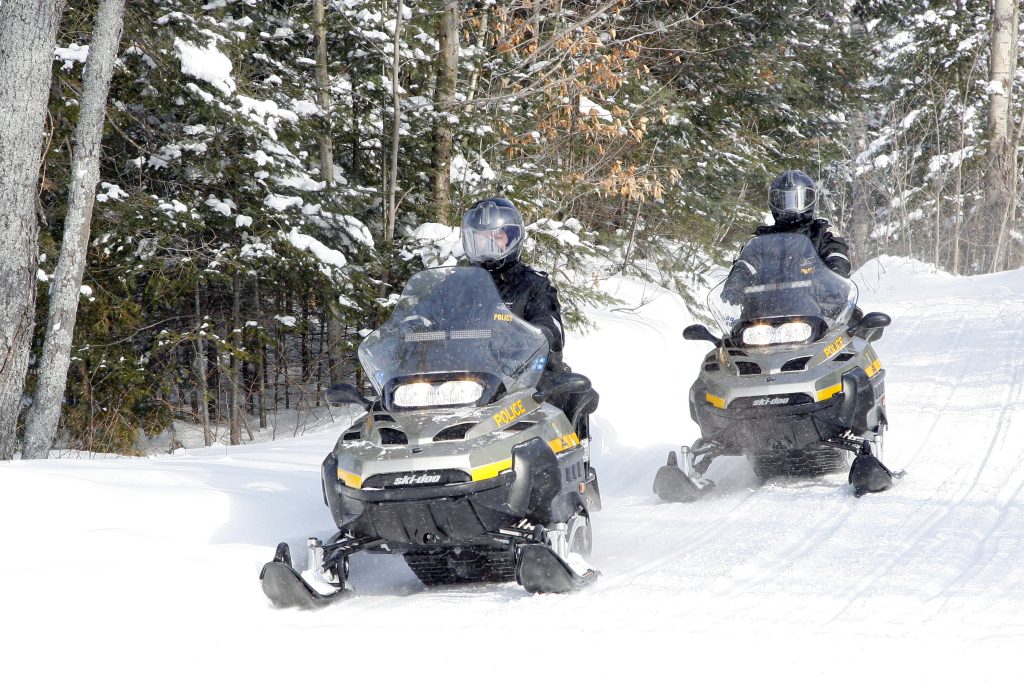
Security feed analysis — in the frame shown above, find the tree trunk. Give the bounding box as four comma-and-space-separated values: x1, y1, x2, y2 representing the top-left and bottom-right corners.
464, 6, 488, 111
0, 0, 67, 459
313, 0, 334, 188
848, 115, 871, 264
985, 0, 1018, 272
384, 0, 404, 244
194, 286, 212, 446
229, 274, 242, 445
431, 0, 458, 224
23, 0, 126, 460
253, 279, 268, 429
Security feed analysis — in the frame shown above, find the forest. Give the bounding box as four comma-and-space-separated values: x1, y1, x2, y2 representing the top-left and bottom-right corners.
0, 0, 1020, 459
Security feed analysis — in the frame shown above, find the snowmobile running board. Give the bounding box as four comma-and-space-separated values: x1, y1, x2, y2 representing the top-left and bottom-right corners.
260, 542, 352, 610
516, 544, 599, 594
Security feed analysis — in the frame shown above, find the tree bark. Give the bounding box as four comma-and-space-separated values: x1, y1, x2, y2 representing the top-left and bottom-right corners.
313, 0, 334, 188
0, 0, 68, 460
384, 0, 403, 244
848, 115, 872, 264
985, 0, 1018, 272
195, 285, 212, 446
229, 274, 242, 445
23, 0, 125, 459
431, 0, 458, 224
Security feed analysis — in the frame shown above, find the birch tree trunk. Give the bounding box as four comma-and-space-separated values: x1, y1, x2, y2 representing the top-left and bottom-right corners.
431, 0, 458, 224
848, 115, 872, 264
22, 0, 125, 460
0, 0, 67, 460
985, 0, 1019, 272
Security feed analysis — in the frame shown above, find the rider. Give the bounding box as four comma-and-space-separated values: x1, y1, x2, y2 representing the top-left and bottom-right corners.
726, 170, 860, 323
460, 197, 598, 438
752, 170, 851, 277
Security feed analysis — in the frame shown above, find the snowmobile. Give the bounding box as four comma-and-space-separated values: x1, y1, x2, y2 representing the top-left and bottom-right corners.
261, 267, 601, 609
654, 232, 902, 502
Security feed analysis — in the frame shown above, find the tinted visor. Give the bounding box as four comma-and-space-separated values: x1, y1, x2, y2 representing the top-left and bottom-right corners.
769, 186, 816, 214
461, 204, 524, 263
463, 226, 518, 262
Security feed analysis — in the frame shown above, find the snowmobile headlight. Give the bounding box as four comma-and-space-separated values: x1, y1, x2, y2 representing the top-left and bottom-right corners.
742, 322, 813, 346
394, 380, 484, 408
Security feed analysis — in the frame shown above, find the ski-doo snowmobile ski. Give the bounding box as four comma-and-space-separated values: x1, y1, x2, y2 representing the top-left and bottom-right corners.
653, 446, 715, 502
260, 541, 354, 610
260, 267, 600, 607
656, 233, 901, 501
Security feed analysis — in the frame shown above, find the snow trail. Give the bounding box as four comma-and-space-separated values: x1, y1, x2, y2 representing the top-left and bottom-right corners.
3, 257, 1024, 680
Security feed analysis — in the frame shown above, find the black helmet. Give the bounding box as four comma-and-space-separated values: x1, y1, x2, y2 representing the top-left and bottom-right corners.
460, 197, 525, 271
768, 170, 817, 224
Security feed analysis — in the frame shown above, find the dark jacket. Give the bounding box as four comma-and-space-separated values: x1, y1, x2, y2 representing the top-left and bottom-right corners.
487, 261, 565, 371
755, 218, 852, 277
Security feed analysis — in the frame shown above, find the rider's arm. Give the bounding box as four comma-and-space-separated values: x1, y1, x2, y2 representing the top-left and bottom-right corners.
523, 274, 564, 353
817, 224, 852, 277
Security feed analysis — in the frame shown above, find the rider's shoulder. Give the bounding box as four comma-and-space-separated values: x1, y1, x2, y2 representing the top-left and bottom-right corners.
518, 263, 552, 284
814, 218, 849, 243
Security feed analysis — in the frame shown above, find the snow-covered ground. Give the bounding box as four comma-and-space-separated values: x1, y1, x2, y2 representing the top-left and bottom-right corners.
3, 257, 1024, 682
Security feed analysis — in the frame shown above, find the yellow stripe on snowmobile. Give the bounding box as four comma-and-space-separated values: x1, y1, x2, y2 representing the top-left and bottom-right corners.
471, 458, 513, 481
865, 359, 883, 378
337, 468, 362, 489
706, 393, 726, 409
548, 432, 580, 454
816, 383, 843, 401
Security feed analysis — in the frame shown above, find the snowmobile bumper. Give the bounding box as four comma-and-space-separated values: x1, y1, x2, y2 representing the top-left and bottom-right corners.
691, 367, 884, 454
322, 437, 589, 550
329, 471, 521, 548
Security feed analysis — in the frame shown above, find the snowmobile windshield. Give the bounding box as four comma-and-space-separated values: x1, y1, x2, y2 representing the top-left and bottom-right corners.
709, 233, 857, 347
358, 267, 549, 410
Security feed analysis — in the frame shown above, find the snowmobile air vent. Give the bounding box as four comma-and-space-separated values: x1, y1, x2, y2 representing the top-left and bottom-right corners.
832, 352, 855, 362
735, 362, 762, 375
362, 469, 471, 489
781, 357, 811, 372
378, 428, 408, 445
343, 430, 362, 441
703, 362, 720, 372
373, 414, 396, 422
728, 393, 814, 409
729, 350, 748, 357
433, 423, 477, 441
503, 421, 536, 432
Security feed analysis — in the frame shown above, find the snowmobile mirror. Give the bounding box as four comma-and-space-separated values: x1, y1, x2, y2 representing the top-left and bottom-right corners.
683, 324, 721, 345
848, 312, 891, 338
532, 372, 592, 404
326, 383, 372, 408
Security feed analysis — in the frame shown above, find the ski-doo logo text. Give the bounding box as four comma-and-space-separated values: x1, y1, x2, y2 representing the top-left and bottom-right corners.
752, 397, 791, 407
393, 473, 442, 486
493, 400, 526, 427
